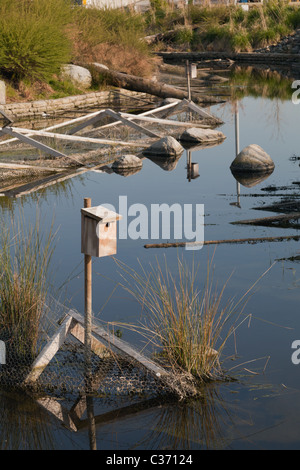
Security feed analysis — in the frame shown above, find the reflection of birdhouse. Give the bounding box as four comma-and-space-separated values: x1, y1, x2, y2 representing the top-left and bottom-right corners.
81, 205, 122, 258
187, 162, 200, 181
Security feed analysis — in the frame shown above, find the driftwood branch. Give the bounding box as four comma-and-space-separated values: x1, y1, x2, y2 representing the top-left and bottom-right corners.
144, 234, 300, 249
231, 213, 300, 226
85, 63, 222, 105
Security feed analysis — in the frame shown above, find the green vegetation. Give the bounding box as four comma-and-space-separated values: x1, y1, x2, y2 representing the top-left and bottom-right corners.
0, 0, 153, 101
0, 214, 56, 367
146, 0, 300, 53
0, 0, 299, 101
229, 66, 294, 100
0, 0, 72, 82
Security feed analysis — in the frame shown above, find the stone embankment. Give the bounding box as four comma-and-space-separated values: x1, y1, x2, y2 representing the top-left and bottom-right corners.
255, 28, 300, 54
1, 89, 154, 122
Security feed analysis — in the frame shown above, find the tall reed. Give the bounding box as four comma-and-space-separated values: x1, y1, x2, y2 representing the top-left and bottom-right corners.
0, 214, 56, 367
116, 255, 267, 384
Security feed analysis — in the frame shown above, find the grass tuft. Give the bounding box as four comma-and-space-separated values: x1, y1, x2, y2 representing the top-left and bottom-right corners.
116, 255, 265, 385
0, 213, 56, 367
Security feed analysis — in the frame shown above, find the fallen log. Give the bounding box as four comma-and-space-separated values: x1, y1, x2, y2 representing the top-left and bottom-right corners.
144, 234, 300, 249
85, 63, 223, 105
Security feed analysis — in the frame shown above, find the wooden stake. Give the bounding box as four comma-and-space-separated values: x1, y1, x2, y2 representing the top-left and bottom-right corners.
84, 197, 93, 390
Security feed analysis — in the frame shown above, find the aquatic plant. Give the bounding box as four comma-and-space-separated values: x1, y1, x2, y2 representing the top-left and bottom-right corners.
0, 213, 56, 366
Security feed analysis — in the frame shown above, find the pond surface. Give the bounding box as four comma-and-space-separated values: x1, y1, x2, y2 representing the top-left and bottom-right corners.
1, 71, 300, 450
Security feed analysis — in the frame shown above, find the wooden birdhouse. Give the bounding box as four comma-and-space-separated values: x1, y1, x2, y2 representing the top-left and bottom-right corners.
81, 205, 122, 258
186, 62, 197, 79
190, 63, 197, 79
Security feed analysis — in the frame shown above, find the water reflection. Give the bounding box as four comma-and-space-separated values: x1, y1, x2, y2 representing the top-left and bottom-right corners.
229, 100, 274, 208
0, 388, 57, 450
229, 66, 294, 102
18, 383, 237, 450
231, 169, 274, 189
186, 149, 200, 182
146, 153, 182, 172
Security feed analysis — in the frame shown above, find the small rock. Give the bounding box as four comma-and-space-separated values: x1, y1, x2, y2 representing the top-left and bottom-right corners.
180, 127, 226, 144
112, 154, 143, 169
230, 144, 275, 172
60, 64, 92, 89
143, 136, 184, 157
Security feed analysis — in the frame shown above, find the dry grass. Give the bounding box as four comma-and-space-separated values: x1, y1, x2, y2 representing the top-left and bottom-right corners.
0, 213, 56, 366
115, 255, 266, 385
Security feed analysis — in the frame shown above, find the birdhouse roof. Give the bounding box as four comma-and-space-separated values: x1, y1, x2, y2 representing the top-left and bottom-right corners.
81, 205, 122, 223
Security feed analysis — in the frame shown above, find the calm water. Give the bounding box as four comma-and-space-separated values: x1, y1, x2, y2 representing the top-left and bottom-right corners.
1, 77, 300, 450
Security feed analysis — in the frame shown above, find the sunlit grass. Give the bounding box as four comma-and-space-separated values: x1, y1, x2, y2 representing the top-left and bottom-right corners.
116, 255, 268, 385
0, 213, 56, 366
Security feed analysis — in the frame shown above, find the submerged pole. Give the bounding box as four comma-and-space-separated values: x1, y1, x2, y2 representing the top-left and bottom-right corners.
234, 102, 241, 207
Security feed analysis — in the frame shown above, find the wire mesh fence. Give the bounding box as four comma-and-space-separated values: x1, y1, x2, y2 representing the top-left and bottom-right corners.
0, 294, 198, 416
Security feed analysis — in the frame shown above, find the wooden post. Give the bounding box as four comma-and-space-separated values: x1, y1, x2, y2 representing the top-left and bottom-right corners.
186, 60, 191, 101
84, 197, 93, 390
0, 81, 6, 105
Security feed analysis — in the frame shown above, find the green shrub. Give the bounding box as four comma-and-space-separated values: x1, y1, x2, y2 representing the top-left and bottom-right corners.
286, 7, 300, 28
230, 31, 251, 52
175, 28, 194, 46
252, 27, 280, 48
233, 7, 246, 25
0, 0, 72, 82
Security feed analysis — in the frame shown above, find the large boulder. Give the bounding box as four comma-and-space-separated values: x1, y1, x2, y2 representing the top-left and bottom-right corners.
60, 64, 92, 89
180, 127, 226, 144
230, 144, 275, 172
112, 154, 143, 170
143, 136, 184, 157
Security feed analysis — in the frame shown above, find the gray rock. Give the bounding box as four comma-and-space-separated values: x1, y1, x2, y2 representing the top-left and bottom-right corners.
112, 154, 143, 169
144, 136, 184, 157
60, 64, 92, 89
230, 144, 275, 172
180, 127, 226, 144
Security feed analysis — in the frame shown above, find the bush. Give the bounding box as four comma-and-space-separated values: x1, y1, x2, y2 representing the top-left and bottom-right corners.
0, 0, 72, 82
174, 27, 194, 46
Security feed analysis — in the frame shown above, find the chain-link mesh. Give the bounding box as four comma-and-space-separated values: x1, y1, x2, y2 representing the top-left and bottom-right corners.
0, 295, 199, 416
